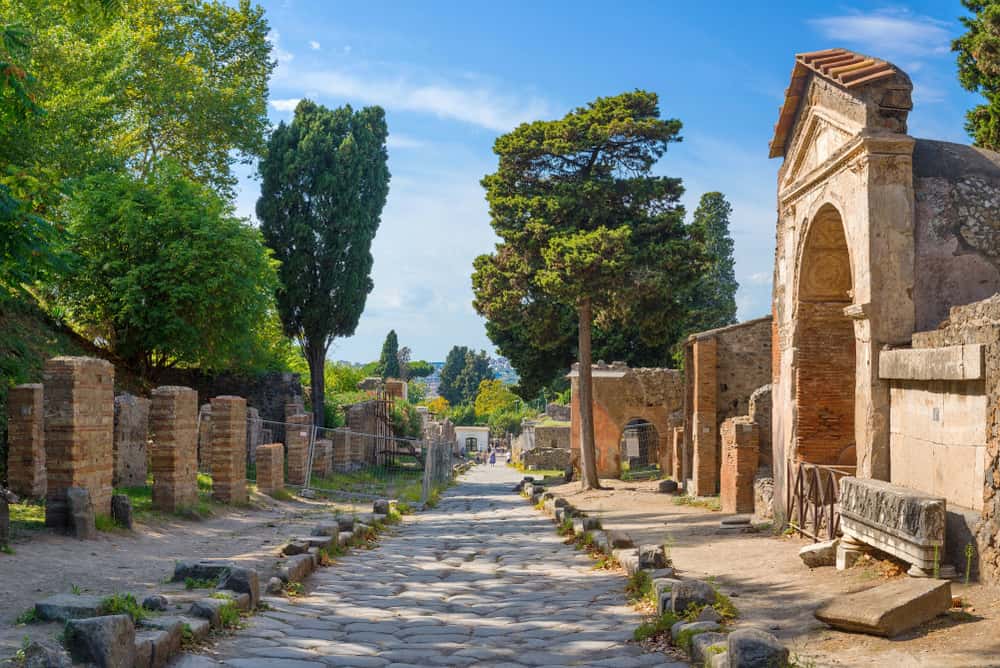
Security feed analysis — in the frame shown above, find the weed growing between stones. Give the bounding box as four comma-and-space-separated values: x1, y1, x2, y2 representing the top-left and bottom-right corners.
593, 554, 621, 570
317, 543, 345, 566
269, 488, 294, 502
713, 590, 738, 621
184, 577, 218, 590
284, 581, 305, 597
101, 593, 150, 622
180, 623, 196, 649
556, 516, 574, 537
632, 611, 678, 642
383, 506, 403, 524
217, 601, 243, 630
575, 531, 594, 551
94, 513, 121, 532
395, 501, 413, 515
70, 584, 82, 595
673, 626, 710, 653
534, 499, 546, 511
14, 608, 39, 625
626, 570, 654, 605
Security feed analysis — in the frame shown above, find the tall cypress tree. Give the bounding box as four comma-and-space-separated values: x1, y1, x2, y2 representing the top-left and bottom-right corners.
685, 192, 738, 333
257, 100, 390, 427
378, 330, 401, 379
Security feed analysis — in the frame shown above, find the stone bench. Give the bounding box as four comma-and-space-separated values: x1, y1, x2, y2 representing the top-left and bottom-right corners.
838, 477, 946, 577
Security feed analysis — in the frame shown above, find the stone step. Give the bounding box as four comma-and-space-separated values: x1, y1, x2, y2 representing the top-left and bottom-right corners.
35, 593, 107, 622
814, 577, 952, 637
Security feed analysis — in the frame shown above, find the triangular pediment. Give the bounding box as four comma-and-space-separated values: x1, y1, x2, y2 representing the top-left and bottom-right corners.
780, 106, 860, 189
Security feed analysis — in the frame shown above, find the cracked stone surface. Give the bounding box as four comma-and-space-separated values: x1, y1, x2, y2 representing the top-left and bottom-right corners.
190, 464, 683, 667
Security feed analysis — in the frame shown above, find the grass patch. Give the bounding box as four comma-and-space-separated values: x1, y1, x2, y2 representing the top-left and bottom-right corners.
713, 590, 738, 621
15, 608, 39, 625
575, 531, 594, 551
9, 500, 45, 537
180, 623, 196, 649
284, 581, 304, 597
1, 543, 13, 554
95, 514, 119, 532
672, 495, 722, 512
269, 487, 294, 501
100, 593, 150, 623
593, 554, 620, 570
556, 516, 574, 537
395, 501, 414, 515
115, 483, 215, 521
311, 467, 423, 499
217, 600, 242, 629
674, 626, 710, 653
184, 577, 218, 590
317, 543, 345, 566
633, 611, 678, 642
626, 570, 655, 605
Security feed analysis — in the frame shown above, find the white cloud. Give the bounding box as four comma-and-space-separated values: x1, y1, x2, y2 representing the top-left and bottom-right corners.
387, 133, 426, 149
269, 98, 300, 112
808, 10, 952, 58
309, 40, 321, 51
267, 31, 294, 65
749, 272, 771, 285
275, 66, 552, 132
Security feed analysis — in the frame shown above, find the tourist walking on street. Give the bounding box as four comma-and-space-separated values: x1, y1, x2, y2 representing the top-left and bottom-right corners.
489, 451, 496, 467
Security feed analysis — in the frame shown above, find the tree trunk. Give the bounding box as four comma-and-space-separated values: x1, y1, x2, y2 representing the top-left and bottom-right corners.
306, 342, 327, 429
577, 298, 601, 490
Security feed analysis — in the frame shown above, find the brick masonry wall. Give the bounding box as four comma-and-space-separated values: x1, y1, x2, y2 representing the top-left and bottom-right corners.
312, 439, 332, 479
671, 426, 683, 481
6, 383, 45, 498
255, 443, 284, 494
210, 396, 247, 504
720, 417, 759, 514
795, 302, 856, 465
285, 413, 312, 485
150, 386, 198, 512
113, 393, 151, 488
43, 357, 115, 527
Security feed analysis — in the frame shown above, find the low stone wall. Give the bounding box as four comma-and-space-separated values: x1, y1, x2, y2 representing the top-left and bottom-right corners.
523, 448, 571, 471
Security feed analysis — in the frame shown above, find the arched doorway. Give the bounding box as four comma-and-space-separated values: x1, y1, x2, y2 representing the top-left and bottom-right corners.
619, 419, 659, 470
793, 204, 856, 466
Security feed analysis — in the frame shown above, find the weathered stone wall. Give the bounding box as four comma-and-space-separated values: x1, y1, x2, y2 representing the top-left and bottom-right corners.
158, 369, 302, 424
720, 417, 759, 514
545, 403, 570, 422
285, 413, 312, 485
43, 357, 115, 528
569, 363, 683, 478
533, 425, 570, 449
113, 393, 151, 488
150, 386, 198, 512
749, 385, 772, 467
210, 396, 247, 504
255, 443, 284, 494
523, 447, 571, 471
6, 383, 45, 498
196, 403, 212, 473
332, 427, 353, 471
312, 439, 332, 479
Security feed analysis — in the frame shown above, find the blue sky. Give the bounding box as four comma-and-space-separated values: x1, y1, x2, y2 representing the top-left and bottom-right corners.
235, 1, 979, 364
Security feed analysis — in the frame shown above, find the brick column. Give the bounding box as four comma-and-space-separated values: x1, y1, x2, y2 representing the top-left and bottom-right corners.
312, 439, 332, 479
113, 394, 151, 488
210, 396, 247, 504
332, 428, 351, 471
255, 443, 284, 494
196, 404, 212, 473
7, 383, 45, 498
150, 386, 198, 511
285, 413, 312, 485
43, 357, 114, 528
691, 337, 718, 496
720, 417, 759, 514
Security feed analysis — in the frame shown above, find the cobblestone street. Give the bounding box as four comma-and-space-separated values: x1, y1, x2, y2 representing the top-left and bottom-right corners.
198, 465, 681, 667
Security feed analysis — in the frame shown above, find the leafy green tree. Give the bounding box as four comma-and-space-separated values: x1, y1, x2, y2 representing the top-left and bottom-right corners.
682, 192, 737, 335
407, 360, 434, 378
474, 379, 518, 417
473, 91, 702, 488
956, 1, 1000, 150
258, 100, 390, 427
438, 346, 470, 405
56, 160, 278, 379
454, 350, 495, 406
377, 330, 401, 378
407, 379, 427, 404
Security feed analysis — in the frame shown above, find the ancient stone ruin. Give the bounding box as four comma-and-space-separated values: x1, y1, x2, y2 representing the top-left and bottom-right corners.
113, 393, 151, 488
255, 442, 284, 494
285, 412, 312, 485
210, 395, 248, 504
43, 357, 115, 530
6, 383, 45, 498
150, 386, 199, 512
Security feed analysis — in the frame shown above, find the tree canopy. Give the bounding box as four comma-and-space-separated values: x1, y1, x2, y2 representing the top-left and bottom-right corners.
681, 192, 738, 337
56, 160, 279, 378
473, 90, 703, 487
956, 0, 1000, 150
378, 330, 401, 378
438, 345, 495, 406
257, 99, 390, 426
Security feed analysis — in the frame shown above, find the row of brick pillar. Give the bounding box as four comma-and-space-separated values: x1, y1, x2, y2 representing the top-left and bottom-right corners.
4, 357, 294, 533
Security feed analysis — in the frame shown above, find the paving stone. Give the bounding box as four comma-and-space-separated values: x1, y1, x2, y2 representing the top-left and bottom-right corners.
65, 614, 135, 667
726, 628, 789, 667
814, 577, 952, 637
35, 593, 106, 621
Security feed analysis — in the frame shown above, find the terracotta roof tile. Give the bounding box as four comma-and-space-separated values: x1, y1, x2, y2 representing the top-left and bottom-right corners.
768, 49, 900, 159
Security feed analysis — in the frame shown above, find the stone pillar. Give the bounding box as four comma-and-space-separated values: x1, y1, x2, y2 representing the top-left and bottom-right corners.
255, 443, 284, 494
691, 337, 718, 496
285, 413, 312, 485
246, 407, 263, 464
6, 383, 45, 498
671, 426, 684, 483
43, 357, 114, 528
196, 404, 212, 473
720, 417, 759, 514
312, 439, 332, 479
332, 428, 351, 471
210, 396, 247, 504
150, 386, 198, 512
113, 393, 151, 488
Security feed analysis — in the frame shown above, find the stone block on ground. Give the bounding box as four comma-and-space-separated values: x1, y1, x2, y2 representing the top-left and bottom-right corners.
215, 589, 251, 612
217, 566, 260, 609
726, 628, 788, 667
282, 539, 309, 556
111, 494, 133, 530
814, 577, 951, 637
606, 529, 634, 549
697, 606, 723, 623
670, 620, 721, 641
142, 595, 168, 612
639, 544, 669, 569
67, 486, 96, 540
35, 593, 106, 622
612, 548, 640, 575
336, 516, 356, 531
690, 632, 728, 665
278, 553, 314, 583
142, 615, 209, 643
134, 621, 182, 668
21, 641, 72, 668
659, 479, 679, 494
799, 539, 838, 568
337, 531, 353, 546
189, 598, 233, 628
172, 560, 235, 583
654, 578, 683, 615
65, 614, 136, 668
373, 499, 391, 515
265, 577, 283, 594
671, 579, 717, 615
311, 522, 339, 536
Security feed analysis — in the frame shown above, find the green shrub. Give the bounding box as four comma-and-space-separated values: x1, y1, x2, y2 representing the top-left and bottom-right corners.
100, 593, 149, 622
217, 601, 241, 629
94, 514, 119, 532
633, 611, 678, 642
15, 608, 39, 625
184, 577, 217, 590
